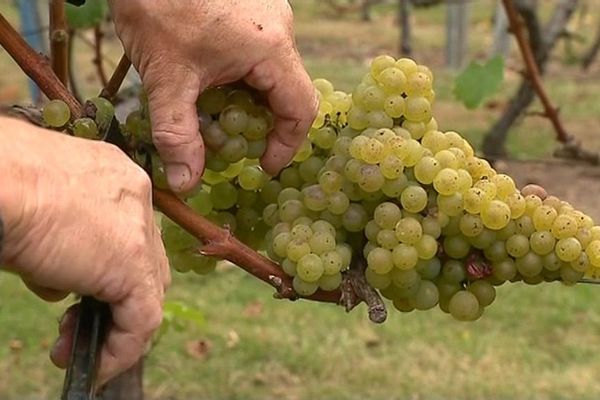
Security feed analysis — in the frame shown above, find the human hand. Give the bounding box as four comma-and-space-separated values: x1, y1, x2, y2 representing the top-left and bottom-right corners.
108, 0, 318, 192
0, 117, 170, 386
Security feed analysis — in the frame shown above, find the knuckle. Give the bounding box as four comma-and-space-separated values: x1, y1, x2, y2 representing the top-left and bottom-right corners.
152, 124, 199, 149
128, 166, 152, 195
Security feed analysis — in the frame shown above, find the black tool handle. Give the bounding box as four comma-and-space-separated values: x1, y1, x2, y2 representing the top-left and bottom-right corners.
61, 297, 111, 400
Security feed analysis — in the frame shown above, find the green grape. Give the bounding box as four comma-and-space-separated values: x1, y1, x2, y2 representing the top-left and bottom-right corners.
415, 258, 441, 280
575, 228, 593, 249
187, 190, 213, 216
366, 110, 393, 129
365, 268, 391, 290
496, 220, 516, 241
404, 97, 432, 123
443, 235, 470, 259
279, 200, 306, 223
197, 86, 228, 114
347, 106, 369, 130
319, 273, 342, 291
246, 139, 267, 159
374, 202, 402, 229
459, 213, 484, 237
262, 204, 280, 227
467, 280, 496, 307
484, 241, 508, 262
506, 234, 530, 258
394, 217, 422, 245
437, 193, 463, 217
321, 251, 343, 275
377, 229, 398, 250
342, 203, 369, 232
415, 235, 438, 260
421, 130, 448, 154
515, 252, 543, 278
530, 231, 555, 256
219, 135, 248, 163
434, 150, 459, 170
542, 252, 563, 272
463, 188, 487, 214
220, 159, 244, 178
377, 66, 407, 92
210, 181, 238, 210
492, 259, 516, 281
296, 254, 324, 282
293, 139, 313, 162
570, 252, 590, 273
205, 153, 229, 172
259, 180, 282, 205
481, 200, 511, 230
360, 138, 386, 164
560, 264, 584, 285
448, 291, 481, 321
42, 99, 71, 127
382, 175, 409, 198
203, 121, 228, 150
358, 164, 385, 193
555, 237, 582, 262
311, 220, 336, 235
281, 258, 296, 276
380, 155, 404, 179
219, 105, 249, 135
292, 276, 318, 296
328, 192, 350, 215
309, 231, 336, 255
469, 229, 496, 250
515, 215, 535, 236
421, 216, 442, 239
312, 126, 337, 149
414, 156, 441, 184
237, 165, 266, 191
412, 280, 439, 310
551, 214, 578, 240
273, 232, 292, 258
393, 298, 415, 313
392, 243, 419, 270
88, 97, 114, 130
396, 138, 424, 166
532, 205, 558, 231
291, 224, 313, 242
383, 95, 406, 118
299, 156, 325, 184
433, 168, 459, 195
72, 118, 99, 139
367, 247, 394, 274
286, 239, 311, 263
390, 267, 421, 290
319, 170, 343, 194
586, 240, 600, 267
236, 207, 260, 230
302, 185, 329, 212
400, 186, 428, 213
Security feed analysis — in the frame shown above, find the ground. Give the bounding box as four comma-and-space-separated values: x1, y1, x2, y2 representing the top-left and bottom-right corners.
2, 1, 600, 399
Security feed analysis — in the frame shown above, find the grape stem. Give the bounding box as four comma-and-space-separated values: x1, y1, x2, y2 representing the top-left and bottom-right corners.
1, 18, 389, 313
501, 0, 570, 144
341, 258, 387, 323
49, 0, 69, 87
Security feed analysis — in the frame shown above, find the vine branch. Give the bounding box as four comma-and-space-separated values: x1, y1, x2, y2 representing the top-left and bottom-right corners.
0, 15, 387, 320
502, 0, 571, 144
93, 26, 108, 88
49, 0, 69, 87
100, 55, 131, 100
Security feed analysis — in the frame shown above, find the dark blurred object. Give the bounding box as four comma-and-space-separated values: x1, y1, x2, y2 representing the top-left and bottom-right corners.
410, 0, 443, 7
66, 0, 86, 6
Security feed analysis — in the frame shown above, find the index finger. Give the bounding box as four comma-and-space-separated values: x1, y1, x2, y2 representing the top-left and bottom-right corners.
244, 56, 318, 176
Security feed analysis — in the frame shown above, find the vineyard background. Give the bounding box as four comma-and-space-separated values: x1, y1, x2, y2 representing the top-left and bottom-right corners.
2, 1, 600, 399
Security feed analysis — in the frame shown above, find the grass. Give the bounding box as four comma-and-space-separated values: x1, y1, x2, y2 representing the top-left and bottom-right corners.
3, 1, 600, 399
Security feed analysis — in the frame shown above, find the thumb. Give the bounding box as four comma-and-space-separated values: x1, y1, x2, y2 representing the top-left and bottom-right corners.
144, 64, 205, 193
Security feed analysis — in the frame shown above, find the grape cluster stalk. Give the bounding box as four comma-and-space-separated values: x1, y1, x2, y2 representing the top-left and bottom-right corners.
42, 55, 600, 322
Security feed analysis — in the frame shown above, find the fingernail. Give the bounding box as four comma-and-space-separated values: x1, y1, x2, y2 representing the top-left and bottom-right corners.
166, 163, 191, 192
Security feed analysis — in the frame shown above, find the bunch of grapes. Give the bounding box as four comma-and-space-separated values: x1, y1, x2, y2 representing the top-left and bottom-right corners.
43, 55, 600, 322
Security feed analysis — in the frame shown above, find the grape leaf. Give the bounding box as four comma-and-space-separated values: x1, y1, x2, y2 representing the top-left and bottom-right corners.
453, 56, 504, 109
65, 0, 108, 29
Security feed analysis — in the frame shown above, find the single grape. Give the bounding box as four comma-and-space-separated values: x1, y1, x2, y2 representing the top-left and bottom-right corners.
42, 99, 71, 127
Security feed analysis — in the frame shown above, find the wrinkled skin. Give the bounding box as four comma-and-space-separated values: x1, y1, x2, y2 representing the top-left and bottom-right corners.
109, 0, 318, 192
0, 117, 170, 385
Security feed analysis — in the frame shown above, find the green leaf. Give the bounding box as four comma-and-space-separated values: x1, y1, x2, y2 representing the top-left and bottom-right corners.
65, 0, 108, 29
453, 56, 504, 109
163, 301, 205, 328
